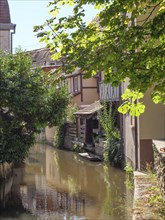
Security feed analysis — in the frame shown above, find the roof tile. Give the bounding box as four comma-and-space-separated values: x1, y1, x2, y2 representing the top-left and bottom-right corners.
0, 0, 11, 23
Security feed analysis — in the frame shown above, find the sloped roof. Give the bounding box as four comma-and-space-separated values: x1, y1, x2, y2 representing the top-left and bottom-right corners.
0, 0, 11, 23
74, 101, 103, 117
26, 48, 61, 67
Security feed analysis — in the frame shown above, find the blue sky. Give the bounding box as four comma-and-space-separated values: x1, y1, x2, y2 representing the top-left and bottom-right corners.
8, 0, 97, 52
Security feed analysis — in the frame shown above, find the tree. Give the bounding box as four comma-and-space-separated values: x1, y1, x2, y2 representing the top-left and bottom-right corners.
34, 0, 165, 116
0, 50, 69, 164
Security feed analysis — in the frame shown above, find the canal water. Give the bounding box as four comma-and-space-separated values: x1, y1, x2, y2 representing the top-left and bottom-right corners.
0, 144, 133, 220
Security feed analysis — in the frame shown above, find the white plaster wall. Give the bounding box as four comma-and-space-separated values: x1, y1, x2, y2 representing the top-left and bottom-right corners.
45, 127, 56, 145
139, 89, 165, 139
121, 80, 137, 168
123, 114, 136, 168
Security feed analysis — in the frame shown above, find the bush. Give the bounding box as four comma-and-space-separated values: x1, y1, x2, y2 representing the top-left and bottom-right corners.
98, 102, 122, 165
0, 50, 69, 164
54, 124, 66, 149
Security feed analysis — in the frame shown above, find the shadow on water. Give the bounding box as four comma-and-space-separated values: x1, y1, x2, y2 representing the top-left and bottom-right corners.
0, 143, 133, 220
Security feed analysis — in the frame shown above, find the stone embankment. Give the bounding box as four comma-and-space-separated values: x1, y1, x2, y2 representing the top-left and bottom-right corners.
153, 140, 165, 199
133, 139, 165, 220
133, 171, 158, 220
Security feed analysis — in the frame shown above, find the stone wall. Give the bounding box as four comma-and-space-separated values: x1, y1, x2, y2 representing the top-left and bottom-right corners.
153, 140, 165, 200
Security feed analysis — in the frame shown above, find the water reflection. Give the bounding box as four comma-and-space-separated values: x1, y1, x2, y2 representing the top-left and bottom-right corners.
0, 144, 133, 220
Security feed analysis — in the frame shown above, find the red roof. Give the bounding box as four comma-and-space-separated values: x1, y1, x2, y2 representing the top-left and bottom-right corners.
0, 0, 11, 23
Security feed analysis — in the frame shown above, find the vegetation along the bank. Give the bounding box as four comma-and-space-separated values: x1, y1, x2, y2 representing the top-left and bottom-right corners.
0, 50, 69, 165
98, 102, 121, 165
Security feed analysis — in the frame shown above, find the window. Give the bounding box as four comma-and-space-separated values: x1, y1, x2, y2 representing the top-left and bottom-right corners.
73, 76, 79, 93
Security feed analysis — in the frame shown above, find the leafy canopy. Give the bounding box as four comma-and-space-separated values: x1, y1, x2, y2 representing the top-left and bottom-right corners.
0, 50, 69, 164
34, 0, 165, 115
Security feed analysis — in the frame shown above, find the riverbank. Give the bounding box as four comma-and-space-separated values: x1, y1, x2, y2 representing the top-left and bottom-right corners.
133, 171, 165, 220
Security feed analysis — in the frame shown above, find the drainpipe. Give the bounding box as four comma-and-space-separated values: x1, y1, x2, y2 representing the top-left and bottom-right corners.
10, 24, 16, 54
119, 83, 124, 163
134, 107, 139, 170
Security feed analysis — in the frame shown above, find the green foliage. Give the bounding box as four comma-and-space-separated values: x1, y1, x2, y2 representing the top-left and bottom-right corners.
104, 139, 122, 165
54, 124, 66, 148
124, 164, 134, 190
98, 102, 117, 140
0, 50, 69, 164
34, 0, 165, 115
54, 103, 78, 149
124, 175, 134, 190
146, 173, 165, 218
118, 89, 145, 116
66, 103, 78, 123
73, 141, 84, 152
98, 102, 121, 165
148, 185, 165, 211
124, 163, 134, 174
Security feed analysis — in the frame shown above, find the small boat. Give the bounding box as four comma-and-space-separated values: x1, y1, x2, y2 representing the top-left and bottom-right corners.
78, 152, 102, 162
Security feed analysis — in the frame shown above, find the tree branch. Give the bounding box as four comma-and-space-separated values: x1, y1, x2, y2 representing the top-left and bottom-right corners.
142, 1, 163, 26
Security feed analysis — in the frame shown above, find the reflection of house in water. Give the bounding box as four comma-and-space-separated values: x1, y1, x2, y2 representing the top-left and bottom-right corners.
44, 145, 129, 219
0, 144, 132, 219
20, 144, 127, 219
21, 187, 86, 218
19, 145, 88, 218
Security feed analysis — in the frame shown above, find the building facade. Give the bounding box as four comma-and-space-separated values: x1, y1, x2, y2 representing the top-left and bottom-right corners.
0, 0, 16, 52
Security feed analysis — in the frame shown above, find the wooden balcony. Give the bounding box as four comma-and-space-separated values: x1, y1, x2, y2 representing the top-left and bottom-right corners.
99, 82, 120, 102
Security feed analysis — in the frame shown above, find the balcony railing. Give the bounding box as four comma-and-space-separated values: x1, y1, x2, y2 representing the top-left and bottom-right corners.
99, 82, 120, 102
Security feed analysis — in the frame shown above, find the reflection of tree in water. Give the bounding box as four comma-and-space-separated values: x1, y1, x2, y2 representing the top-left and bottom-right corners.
0, 176, 13, 209
67, 176, 80, 196
0, 166, 31, 219
53, 150, 60, 172
52, 148, 133, 219
100, 164, 133, 220
55, 150, 104, 195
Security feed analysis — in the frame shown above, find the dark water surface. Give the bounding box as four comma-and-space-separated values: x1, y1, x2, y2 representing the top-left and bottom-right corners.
0, 144, 133, 220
